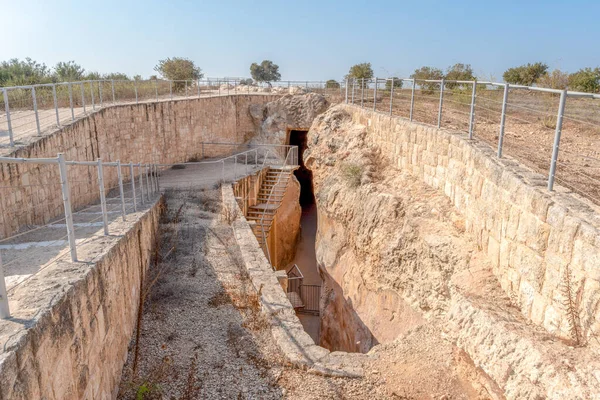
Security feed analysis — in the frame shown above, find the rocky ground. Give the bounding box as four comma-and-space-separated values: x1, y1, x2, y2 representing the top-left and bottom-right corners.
116, 187, 491, 399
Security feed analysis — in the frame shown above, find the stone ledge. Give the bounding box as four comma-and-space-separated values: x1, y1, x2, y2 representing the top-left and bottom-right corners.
0, 197, 163, 399
223, 184, 369, 378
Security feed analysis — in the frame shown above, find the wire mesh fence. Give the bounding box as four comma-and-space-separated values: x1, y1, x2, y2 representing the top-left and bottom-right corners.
344, 77, 600, 206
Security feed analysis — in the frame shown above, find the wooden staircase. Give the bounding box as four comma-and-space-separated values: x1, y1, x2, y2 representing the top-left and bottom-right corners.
247, 167, 293, 254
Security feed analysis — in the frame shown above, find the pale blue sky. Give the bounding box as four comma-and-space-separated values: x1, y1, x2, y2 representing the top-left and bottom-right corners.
2, 0, 599, 81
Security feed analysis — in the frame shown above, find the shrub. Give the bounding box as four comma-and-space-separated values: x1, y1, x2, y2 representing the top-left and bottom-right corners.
341, 162, 362, 188
445, 63, 475, 90
411, 66, 443, 94
503, 62, 548, 86
326, 79, 340, 89
154, 57, 202, 91
239, 78, 254, 86
385, 77, 403, 92
537, 69, 569, 90
568, 67, 600, 93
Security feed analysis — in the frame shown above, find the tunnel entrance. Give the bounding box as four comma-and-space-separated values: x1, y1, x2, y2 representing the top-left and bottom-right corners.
288, 130, 315, 207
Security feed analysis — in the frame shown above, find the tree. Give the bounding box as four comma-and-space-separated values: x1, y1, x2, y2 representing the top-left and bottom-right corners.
326, 79, 340, 89
410, 66, 444, 94
103, 72, 130, 81
385, 77, 403, 91
133, 75, 142, 81
239, 78, 254, 86
250, 60, 281, 85
346, 63, 373, 88
154, 57, 202, 88
568, 67, 600, 93
537, 69, 569, 90
0, 58, 51, 86
445, 63, 475, 89
54, 61, 85, 82
85, 71, 101, 80
502, 62, 548, 86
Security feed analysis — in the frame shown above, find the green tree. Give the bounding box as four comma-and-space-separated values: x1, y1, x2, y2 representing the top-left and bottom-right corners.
250, 60, 281, 85
445, 63, 475, 89
502, 62, 548, 86
85, 71, 102, 80
385, 77, 403, 91
346, 63, 373, 88
154, 57, 202, 86
410, 66, 443, 94
54, 61, 85, 82
568, 67, 600, 93
0, 58, 51, 86
325, 79, 340, 89
103, 72, 130, 81
537, 69, 569, 90
239, 78, 254, 86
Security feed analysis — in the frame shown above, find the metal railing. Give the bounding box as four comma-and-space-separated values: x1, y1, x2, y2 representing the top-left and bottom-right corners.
0, 78, 344, 149
258, 146, 298, 267
0, 154, 161, 318
345, 77, 600, 202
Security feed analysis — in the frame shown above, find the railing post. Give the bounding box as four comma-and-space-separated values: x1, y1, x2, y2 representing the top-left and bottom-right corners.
169, 81, 173, 100
389, 78, 395, 116
3, 89, 14, 147
351, 78, 355, 104
138, 164, 145, 204
111, 80, 116, 103
548, 89, 567, 191
134, 81, 138, 104
154, 164, 160, 193
57, 153, 78, 262
361, 78, 364, 108
117, 160, 127, 221
221, 160, 225, 183
197, 79, 200, 97
96, 158, 109, 235
468, 80, 477, 139
373, 77, 378, 111
154, 79, 158, 102
0, 252, 9, 318
437, 78, 445, 128
69, 83, 75, 121
32, 86, 41, 135
345, 78, 349, 103
80, 83, 86, 114
90, 81, 95, 110
410, 79, 416, 121
99, 80, 103, 106
130, 162, 137, 212
497, 83, 509, 158
52, 84, 60, 128
145, 164, 151, 198
185, 80, 188, 97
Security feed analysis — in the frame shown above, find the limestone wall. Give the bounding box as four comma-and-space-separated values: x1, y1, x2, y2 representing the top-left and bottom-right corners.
346, 105, 600, 343
1, 95, 274, 239
0, 200, 161, 399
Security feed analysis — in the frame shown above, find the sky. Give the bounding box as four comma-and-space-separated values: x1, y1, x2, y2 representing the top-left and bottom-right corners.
2, 0, 600, 81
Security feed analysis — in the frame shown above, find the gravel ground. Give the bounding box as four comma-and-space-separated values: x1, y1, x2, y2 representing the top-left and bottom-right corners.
116, 188, 391, 400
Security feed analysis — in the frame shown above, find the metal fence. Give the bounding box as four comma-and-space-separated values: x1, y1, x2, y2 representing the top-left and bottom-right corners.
0, 78, 343, 149
0, 143, 299, 319
344, 77, 600, 204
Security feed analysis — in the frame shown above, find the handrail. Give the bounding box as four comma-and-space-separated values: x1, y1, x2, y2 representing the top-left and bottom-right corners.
258, 146, 297, 269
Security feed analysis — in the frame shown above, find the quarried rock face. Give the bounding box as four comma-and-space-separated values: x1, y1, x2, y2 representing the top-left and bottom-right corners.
305, 108, 475, 352
303, 104, 600, 399
249, 93, 329, 145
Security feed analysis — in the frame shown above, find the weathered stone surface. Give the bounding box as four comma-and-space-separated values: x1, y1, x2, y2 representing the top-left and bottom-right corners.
0, 199, 161, 399
344, 104, 600, 345
1, 95, 274, 239
224, 184, 365, 378
249, 93, 329, 145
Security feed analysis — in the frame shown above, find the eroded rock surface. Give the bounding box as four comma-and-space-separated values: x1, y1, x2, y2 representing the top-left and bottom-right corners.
303, 106, 600, 399
249, 93, 329, 145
